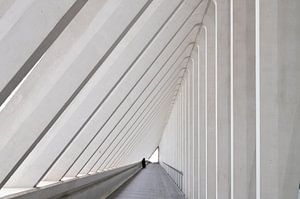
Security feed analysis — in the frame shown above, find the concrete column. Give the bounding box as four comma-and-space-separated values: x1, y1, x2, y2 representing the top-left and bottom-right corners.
188, 68, 193, 198
203, 1, 217, 198
197, 26, 207, 199
183, 77, 188, 195
180, 87, 184, 191
216, 0, 231, 198
232, 0, 256, 198
192, 47, 199, 199
260, 0, 300, 198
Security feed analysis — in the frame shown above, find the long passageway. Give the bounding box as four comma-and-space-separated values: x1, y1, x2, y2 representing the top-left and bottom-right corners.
0, 0, 300, 198
108, 164, 184, 199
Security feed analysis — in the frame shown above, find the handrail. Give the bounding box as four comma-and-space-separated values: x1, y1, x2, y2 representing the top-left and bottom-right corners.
2, 162, 142, 199
162, 162, 183, 175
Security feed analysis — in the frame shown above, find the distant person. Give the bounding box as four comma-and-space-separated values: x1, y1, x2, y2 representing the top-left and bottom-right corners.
142, 158, 146, 168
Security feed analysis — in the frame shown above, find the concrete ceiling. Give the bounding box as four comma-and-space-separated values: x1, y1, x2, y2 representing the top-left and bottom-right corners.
0, 0, 210, 193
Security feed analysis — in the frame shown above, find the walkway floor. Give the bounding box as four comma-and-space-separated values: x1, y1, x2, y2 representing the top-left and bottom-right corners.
108, 163, 185, 199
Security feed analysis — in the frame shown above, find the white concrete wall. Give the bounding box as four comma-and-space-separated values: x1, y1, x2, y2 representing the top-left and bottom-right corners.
159, 0, 300, 199
0, 0, 300, 198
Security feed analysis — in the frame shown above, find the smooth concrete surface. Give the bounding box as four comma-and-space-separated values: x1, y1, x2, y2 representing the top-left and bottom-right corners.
197, 27, 207, 199
215, 1, 231, 198
2, 163, 141, 199
202, 2, 216, 199
232, 0, 256, 198
159, 0, 300, 199
0, 0, 77, 105
108, 164, 184, 199
260, 0, 300, 198
1, 0, 300, 198
0, 0, 151, 188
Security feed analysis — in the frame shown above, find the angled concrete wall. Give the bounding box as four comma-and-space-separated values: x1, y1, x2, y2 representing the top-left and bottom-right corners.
0, 0, 300, 198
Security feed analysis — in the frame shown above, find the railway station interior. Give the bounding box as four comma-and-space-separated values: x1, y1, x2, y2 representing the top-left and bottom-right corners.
0, 0, 299, 198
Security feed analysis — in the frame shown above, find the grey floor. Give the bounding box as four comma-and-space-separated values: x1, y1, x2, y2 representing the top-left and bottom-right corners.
108, 163, 185, 199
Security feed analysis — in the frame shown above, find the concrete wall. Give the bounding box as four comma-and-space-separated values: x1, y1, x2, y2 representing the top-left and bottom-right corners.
0, 0, 300, 198
160, 0, 300, 199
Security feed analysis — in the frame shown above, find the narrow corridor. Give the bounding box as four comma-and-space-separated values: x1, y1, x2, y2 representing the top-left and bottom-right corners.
108, 164, 184, 199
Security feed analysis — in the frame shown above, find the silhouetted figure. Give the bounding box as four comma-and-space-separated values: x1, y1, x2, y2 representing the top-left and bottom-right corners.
142, 158, 146, 168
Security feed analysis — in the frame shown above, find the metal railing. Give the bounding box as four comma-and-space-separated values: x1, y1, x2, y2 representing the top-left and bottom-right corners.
161, 162, 183, 191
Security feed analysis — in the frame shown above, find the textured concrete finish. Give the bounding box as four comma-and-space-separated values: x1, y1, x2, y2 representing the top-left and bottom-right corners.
108, 164, 184, 199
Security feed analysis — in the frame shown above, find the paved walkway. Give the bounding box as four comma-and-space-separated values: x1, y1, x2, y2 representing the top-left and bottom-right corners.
108, 163, 185, 199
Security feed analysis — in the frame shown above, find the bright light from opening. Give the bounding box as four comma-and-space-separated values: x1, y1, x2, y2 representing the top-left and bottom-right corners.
149, 148, 158, 163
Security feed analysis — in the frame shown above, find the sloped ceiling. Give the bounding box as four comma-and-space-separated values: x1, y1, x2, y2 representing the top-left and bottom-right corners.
0, 0, 209, 191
